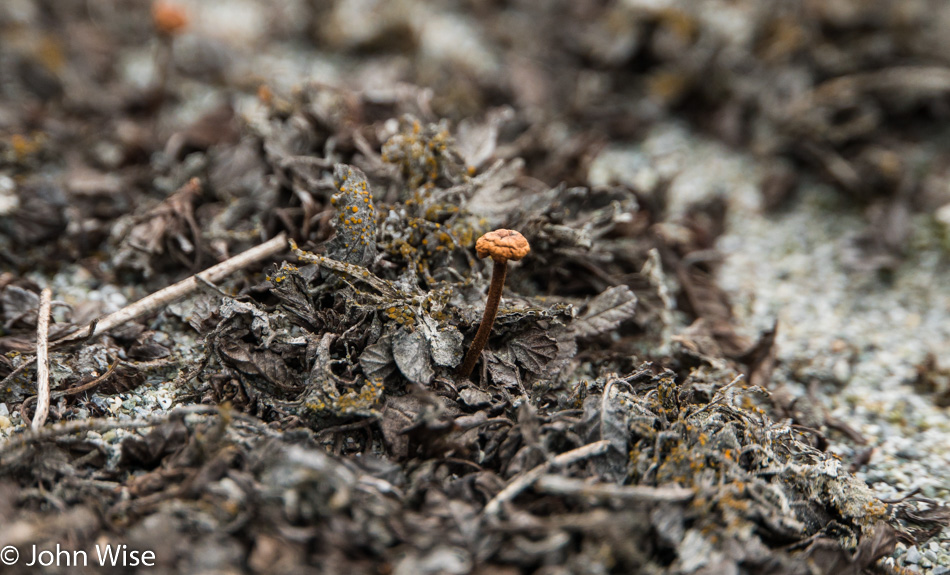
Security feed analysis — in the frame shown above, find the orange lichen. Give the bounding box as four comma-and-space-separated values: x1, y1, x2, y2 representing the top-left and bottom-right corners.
328, 165, 377, 265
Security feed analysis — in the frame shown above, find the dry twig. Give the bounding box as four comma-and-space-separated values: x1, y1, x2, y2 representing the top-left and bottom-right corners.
31, 288, 52, 430
290, 239, 401, 298
533, 475, 694, 503
483, 439, 610, 517
52, 233, 288, 348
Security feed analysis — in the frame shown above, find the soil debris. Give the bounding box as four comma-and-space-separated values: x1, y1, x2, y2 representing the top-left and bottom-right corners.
1, 1, 949, 573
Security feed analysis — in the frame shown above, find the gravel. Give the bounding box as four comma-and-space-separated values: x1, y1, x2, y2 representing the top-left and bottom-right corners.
592, 121, 950, 565
714, 154, 950, 561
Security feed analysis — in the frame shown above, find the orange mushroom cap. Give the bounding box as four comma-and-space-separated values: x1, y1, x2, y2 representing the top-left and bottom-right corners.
475, 229, 531, 263
152, 1, 189, 36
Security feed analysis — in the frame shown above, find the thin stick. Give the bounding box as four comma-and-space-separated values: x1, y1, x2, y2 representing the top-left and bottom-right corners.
31, 288, 52, 430
20, 361, 121, 428
483, 439, 610, 517
291, 240, 400, 298
52, 233, 287, 348
533, 475, 694, 503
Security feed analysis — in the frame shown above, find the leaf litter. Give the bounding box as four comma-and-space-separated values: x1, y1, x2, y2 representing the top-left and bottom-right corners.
0, 1, 948, 573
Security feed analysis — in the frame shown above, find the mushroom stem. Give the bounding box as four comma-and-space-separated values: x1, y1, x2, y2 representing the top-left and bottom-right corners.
458, 259, 508, 380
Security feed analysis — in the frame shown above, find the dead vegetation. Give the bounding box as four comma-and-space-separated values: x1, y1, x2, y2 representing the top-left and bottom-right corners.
1, 0, 949, 573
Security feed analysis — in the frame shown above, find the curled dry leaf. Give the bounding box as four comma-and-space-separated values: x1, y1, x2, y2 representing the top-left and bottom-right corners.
392, 327, 434, 386
419, 314, 463, 368
571, 285, 638, 338
359, 334, 396, 381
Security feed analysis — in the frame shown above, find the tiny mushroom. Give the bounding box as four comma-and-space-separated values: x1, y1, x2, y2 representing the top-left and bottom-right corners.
457, 229, 531, 380
150, 0, 188, 104
152, 1, 189, 37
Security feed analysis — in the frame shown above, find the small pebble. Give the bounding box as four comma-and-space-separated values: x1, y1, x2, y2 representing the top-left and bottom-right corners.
896, 446, 924, 460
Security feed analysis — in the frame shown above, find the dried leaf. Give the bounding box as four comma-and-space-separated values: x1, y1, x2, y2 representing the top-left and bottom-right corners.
851, 522, 898, 566
507, 329, 558, 374
268, 263, 321, 329
326, 164, 377, 268
420, 315, 463, 368
128, 332, 171, 361
110, 177, 204, 277
678, 265, 748, 357
217, 339, 298, 391
459, 387, 492, 407
571, 285, 638, 338
166, 291, 220, 332
539, 327, 579, 381
455, 107, 513, 170
380, 399, 414, 459
119, 421, 189, 467
737, 320, 779, 389
486, 347, 521, 388
580, 380, 629, 482
464, 159, 524, 221
1, 285, 39, 327
801, 522, 899, 575
392, 328, 434, 385
360, 334, 396, 381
